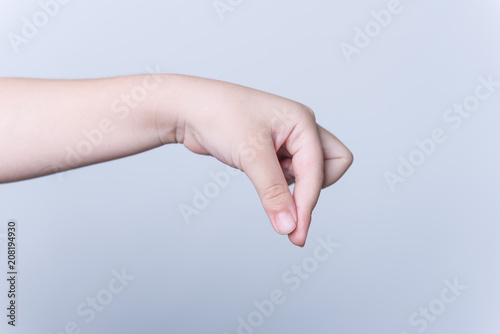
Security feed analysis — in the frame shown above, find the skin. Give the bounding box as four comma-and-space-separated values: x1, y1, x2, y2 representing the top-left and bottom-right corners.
0, 73, 353, 247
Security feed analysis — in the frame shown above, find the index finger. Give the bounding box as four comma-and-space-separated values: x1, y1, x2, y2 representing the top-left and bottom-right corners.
285, 113, 324, 247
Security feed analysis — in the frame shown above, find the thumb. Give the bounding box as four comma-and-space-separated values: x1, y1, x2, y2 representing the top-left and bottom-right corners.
242, 139, 297, 235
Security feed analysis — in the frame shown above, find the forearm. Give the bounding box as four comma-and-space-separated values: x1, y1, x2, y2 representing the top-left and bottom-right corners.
0, 74, 177, 183
0, 73, 353, 245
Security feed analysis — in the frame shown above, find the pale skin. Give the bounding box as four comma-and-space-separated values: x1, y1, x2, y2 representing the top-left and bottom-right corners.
0, 74, 353, 247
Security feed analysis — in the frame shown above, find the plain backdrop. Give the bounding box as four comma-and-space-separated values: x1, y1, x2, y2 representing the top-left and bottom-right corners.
0, 0, 499, 333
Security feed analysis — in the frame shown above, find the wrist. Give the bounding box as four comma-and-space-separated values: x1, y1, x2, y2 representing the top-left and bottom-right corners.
147, 73, 183, 145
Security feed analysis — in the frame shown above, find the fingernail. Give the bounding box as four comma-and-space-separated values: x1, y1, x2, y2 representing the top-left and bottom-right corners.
275, 212, 296, 235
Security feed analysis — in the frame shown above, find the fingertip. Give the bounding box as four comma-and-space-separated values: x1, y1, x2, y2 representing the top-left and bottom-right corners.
288, 233, 306, 247
287, 213, 311, 247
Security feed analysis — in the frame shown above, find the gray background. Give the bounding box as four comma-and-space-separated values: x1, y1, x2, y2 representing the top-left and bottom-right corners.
1, 0, 499, 333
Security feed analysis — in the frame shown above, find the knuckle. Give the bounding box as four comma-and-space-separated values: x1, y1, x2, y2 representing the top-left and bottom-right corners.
342, 147, 354, 168
298, 104, 316, 123
261, 183, 291, 208
346, 149, 354, 166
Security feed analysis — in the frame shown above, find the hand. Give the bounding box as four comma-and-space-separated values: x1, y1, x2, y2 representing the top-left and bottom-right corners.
0, 74, 352, 247
158, 74, 353, 247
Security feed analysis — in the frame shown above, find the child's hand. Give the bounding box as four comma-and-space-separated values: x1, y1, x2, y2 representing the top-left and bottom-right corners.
158, 75, 353, 247
0, 74, 352, 247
